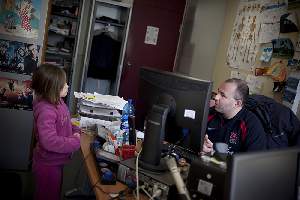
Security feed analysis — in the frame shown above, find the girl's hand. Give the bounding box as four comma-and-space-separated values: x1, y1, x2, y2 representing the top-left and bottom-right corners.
73, 132, 80, 139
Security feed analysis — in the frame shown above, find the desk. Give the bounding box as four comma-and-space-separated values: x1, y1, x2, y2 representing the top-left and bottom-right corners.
80, 133, 147, 200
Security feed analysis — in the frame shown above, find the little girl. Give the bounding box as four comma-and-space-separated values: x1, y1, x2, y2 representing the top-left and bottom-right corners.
31, 64, 81, 200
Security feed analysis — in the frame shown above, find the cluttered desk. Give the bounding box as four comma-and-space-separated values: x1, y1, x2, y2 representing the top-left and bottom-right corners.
76, 67, 211, 199
80, 132, 148, 200
77, 67, 300, 200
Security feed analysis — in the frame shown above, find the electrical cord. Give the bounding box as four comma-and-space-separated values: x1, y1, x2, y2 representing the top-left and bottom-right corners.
90, 178, 102, 193
152, 188, 162, 199
140, 186, 153, 200
165, 156, 191, 200
135, 147, 143, 200
139, 185, 162, 200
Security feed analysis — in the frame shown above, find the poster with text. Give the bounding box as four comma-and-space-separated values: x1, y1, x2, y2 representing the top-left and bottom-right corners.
227, 0, 263, 69
0, 39, 40, 75
0, 0, 41, 39
0, 77, 32, 110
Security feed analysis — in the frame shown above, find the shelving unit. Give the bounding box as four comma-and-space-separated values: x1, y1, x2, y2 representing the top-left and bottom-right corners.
51, 11, 79, 19
42, 0, 82, 106
81, 0, 133, 96
95, 19, 125, 28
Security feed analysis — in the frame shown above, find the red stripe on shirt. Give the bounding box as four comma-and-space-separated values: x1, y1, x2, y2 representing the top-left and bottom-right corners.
240, 120, 247, 142
208, 114, 216, 122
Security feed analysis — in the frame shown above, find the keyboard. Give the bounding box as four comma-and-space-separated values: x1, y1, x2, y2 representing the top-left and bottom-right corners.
161, 143, 199, 162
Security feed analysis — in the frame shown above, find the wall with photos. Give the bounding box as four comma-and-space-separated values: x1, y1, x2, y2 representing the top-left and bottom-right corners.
0, 0, 49, 170
213, 0, 300, 106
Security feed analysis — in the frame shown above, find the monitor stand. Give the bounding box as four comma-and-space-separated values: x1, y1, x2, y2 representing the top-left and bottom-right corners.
138, 104, 169, 173
139, 157, 167, 173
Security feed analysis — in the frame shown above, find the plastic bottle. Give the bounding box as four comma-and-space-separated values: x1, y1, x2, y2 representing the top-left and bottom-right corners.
120, 99, 135, 145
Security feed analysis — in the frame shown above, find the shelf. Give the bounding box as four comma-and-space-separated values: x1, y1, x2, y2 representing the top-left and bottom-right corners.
51, 12, 78, 20
46, 49, 72, 59
95, 19, 125, 28
49, 29, 75, 39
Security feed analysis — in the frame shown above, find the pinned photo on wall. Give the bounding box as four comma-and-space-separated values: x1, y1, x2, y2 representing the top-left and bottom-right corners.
0, 0, 42, 39
245, 74, 263, 94
144, 26, 159, 45
258, 2, 286, 44
0, 77, 33, 110
0, 39, 40, 75
280, 12, 299, 33
272, 38, 294, 59
259, 46, 273, 62
288, 58, 300, 70
265, 60, 287, 82
255, 60, 287, 82
255, 67, 269, 76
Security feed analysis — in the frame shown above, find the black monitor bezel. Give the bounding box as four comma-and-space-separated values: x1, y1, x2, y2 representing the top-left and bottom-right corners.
138, 66, 213, 153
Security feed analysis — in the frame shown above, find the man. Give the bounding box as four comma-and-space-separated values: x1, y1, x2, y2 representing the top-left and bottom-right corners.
23, 44, 38, 75
203, 78, 266, 154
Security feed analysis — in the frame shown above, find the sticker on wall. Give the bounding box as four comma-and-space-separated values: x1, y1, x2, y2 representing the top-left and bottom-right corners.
144, 26, 159, 45
0, 39, 40, 75
0, 0, 42, 39
0, 77, 33, 110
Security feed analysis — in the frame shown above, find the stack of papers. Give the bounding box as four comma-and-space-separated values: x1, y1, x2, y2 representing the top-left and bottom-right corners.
74, 92, 127, 110
80, 116, 114, 129
79, 103, 121, 118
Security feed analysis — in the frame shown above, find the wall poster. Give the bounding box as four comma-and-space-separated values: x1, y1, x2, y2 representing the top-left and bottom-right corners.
0, 76, 33, 110
227, 0, 263, 69
0, 39, 40, 75
258, 2, 286, 44
0, 0, 42, 40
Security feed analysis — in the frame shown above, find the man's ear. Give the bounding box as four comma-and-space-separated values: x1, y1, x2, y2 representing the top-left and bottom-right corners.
235, 99, 243, 107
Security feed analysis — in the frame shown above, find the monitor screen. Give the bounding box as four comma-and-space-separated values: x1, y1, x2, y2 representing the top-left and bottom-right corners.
227, 147, 300, 200
137, 67, 212, 153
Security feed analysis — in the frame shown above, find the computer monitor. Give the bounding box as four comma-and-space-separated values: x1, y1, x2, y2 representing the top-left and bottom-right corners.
227, 147, 300, 200
137, 67, 212, 171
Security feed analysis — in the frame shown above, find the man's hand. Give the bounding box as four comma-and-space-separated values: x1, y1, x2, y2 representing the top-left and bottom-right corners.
202, 134, 213, 153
